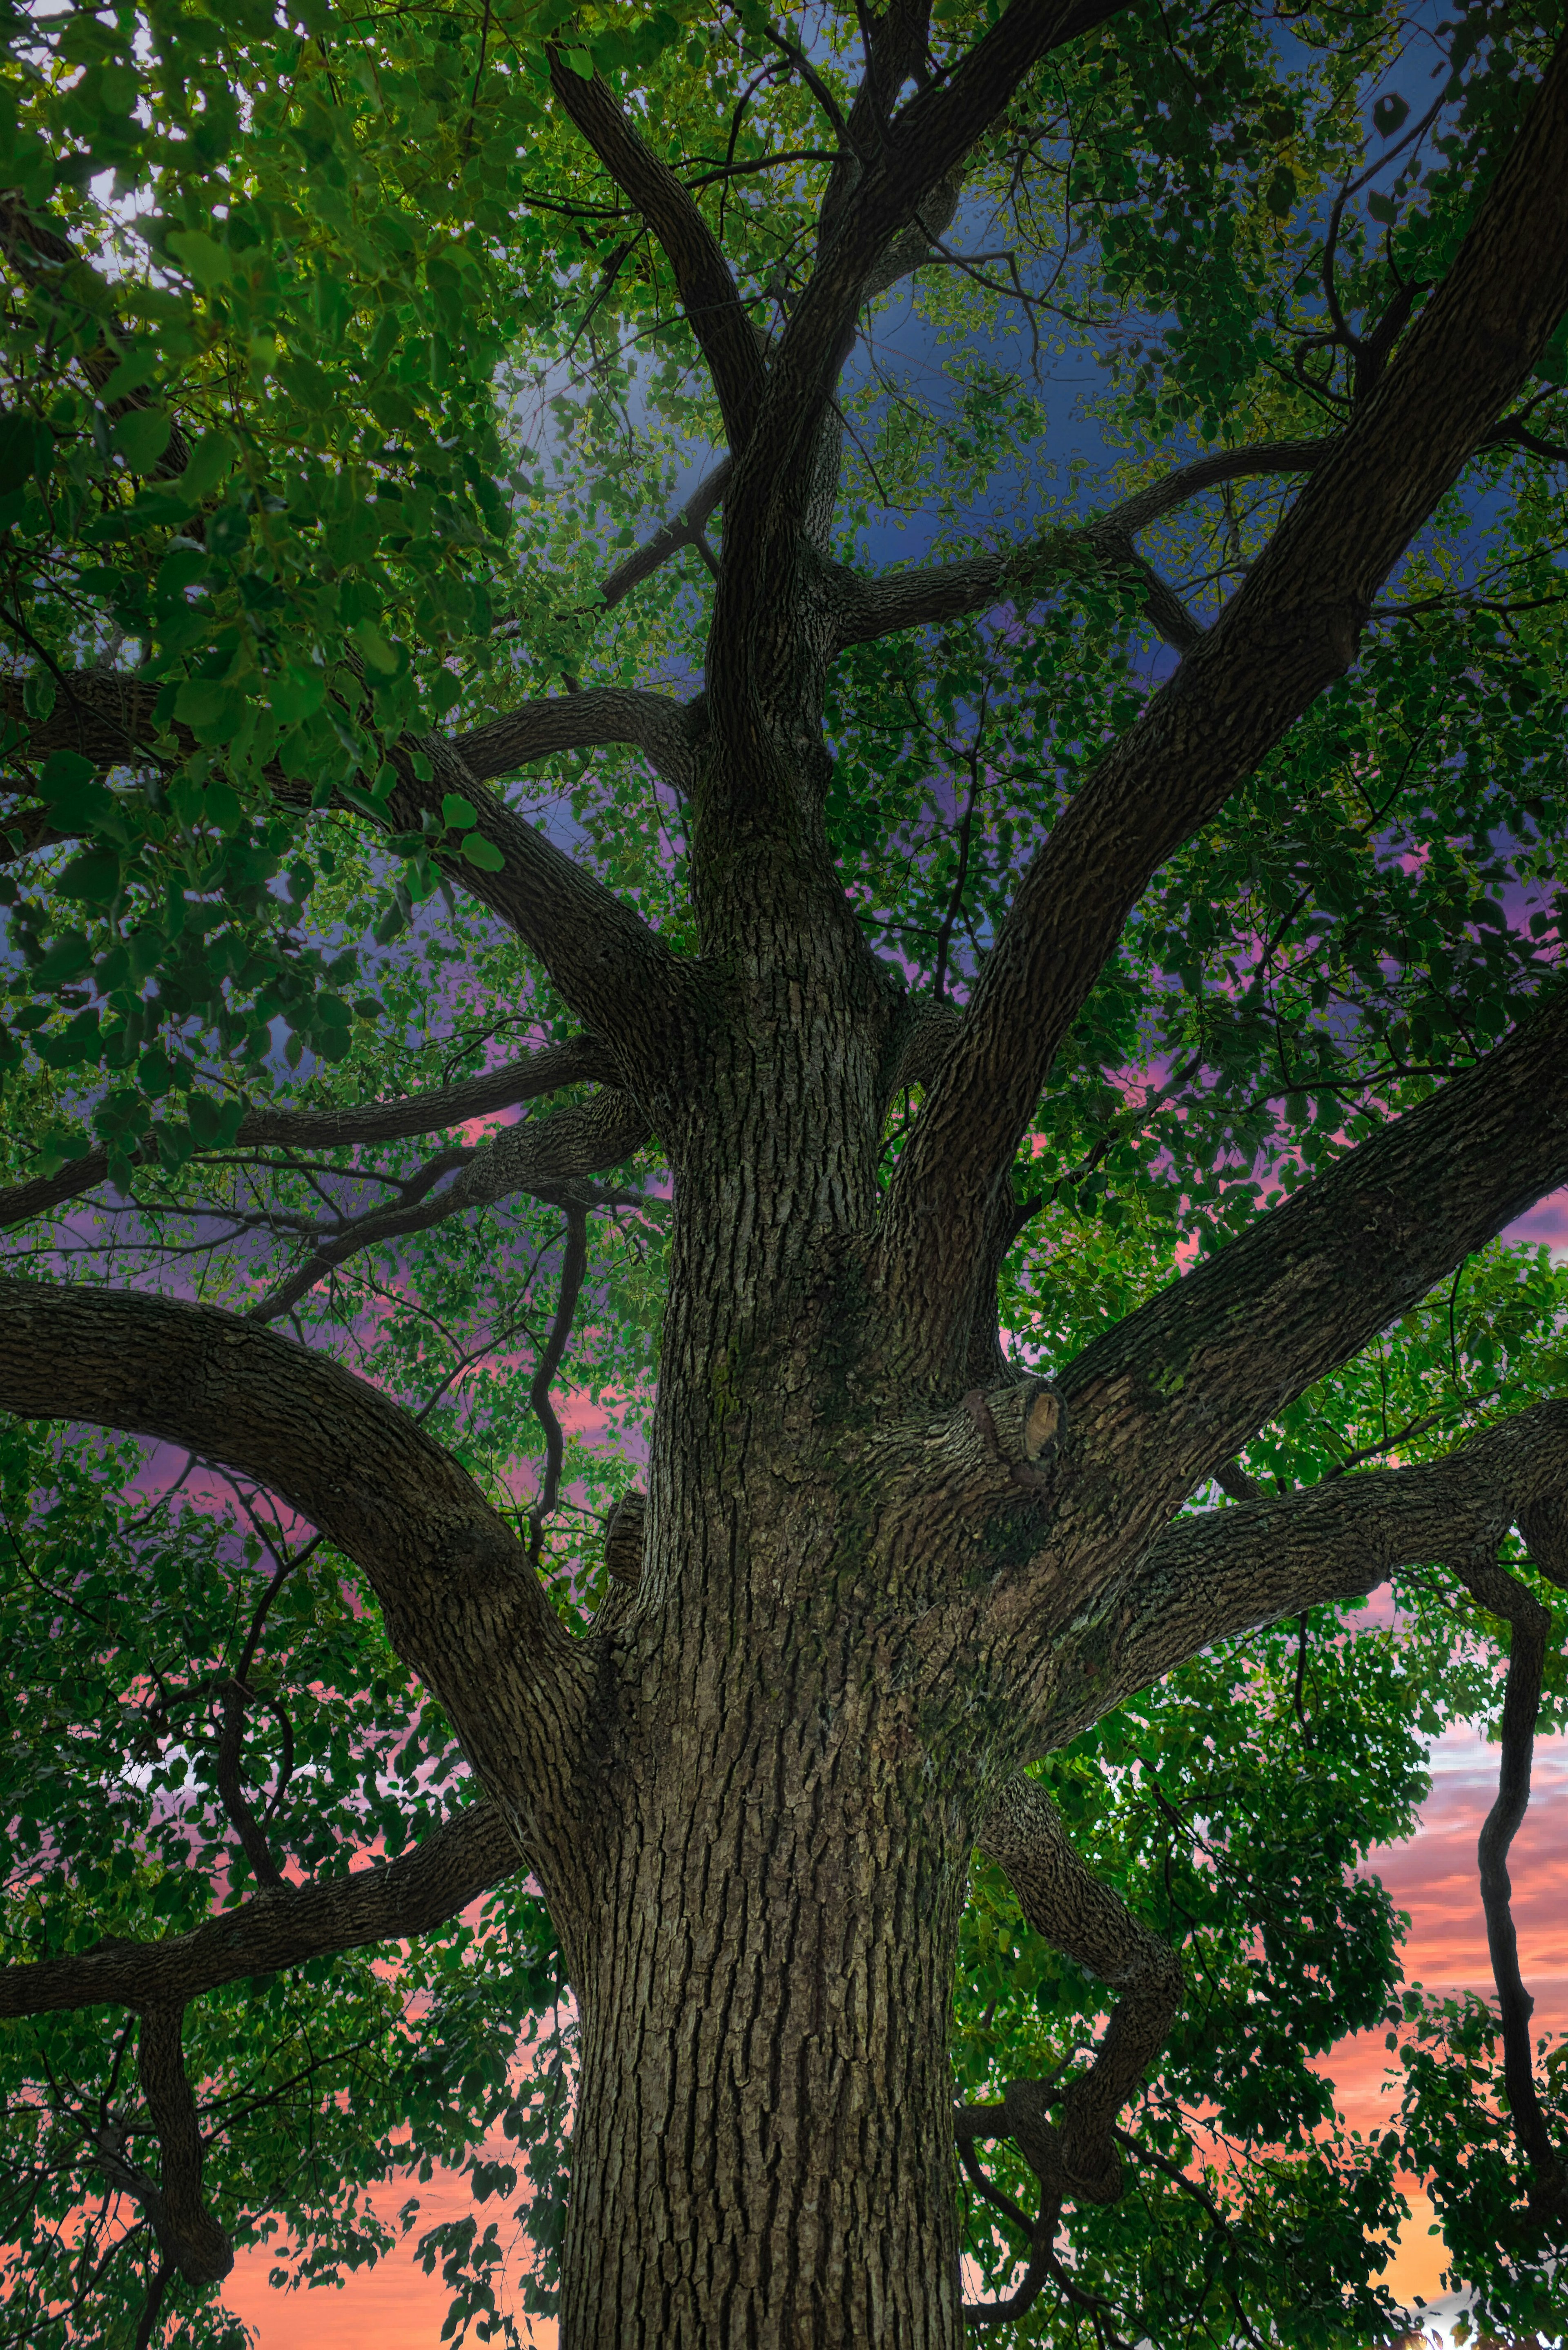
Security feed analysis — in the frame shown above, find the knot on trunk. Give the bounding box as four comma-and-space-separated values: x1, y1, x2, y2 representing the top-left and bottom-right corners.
604, 1489, 646, 1587
960, 1379, 1063, 1494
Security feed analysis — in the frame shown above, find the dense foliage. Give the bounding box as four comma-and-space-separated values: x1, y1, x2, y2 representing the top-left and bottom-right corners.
2, 0, 1567, 2342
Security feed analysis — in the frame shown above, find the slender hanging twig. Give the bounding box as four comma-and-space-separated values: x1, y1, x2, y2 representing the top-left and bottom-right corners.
528, 1205, 590, 1564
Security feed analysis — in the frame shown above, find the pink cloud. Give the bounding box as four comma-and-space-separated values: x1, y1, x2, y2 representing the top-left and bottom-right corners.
1503, 1183, 1568, 1256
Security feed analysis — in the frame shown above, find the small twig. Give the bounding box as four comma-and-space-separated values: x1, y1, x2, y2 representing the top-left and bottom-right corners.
527, 1205, 589, 1563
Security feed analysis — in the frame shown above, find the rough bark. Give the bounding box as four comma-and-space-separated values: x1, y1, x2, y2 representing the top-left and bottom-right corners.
8, 16, 1568, 2348
0, 1033, 615, 1230
875, 31, 1568, 1379
0, 1281, 591, 1916
0, 1804, 521, 2018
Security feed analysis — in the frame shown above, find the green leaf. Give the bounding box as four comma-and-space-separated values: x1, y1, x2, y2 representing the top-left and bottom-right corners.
109, 407, 174, 473
325, 505, 383, 569
56, 849, 123, 905
205, 503, 251, 558
354, 621, 399, 675
156, 545, 209, 598
165, 227, 233, 287
460, 834, 505, 872
98, 353, 158, 405
1264, 168, 1296, 220
0, 409, 51, 493
270, 668, 326, 723
441, 794, 479, 830
177, 431, 237, 504
41, 751, 96, 797
172, 679, 249, 744
34, 931, 92, 987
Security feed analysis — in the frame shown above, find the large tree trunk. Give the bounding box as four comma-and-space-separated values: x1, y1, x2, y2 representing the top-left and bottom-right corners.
562, 1636, 973, 2348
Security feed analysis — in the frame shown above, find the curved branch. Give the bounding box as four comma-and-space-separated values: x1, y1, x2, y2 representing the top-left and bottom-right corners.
0, 1803, 521, 2021
246, 1088, 650, 1324
831, 440, 1334, 652
0, 1034, 614, 1233
875, 35, 1568, 1381
1029, 1399, 1568, 1750
214, 1682, 287, 1889
528, 1203, 589, 1560
450, 684, 696, 791
132, 2007, 232, 2284
977, 1775, 1183, 2205
1449, 1543, 1568, 2220
0, 1281, 592, 1869
546, 52, 765, 450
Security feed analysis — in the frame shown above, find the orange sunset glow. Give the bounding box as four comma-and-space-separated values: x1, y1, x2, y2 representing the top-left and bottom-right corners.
214, 1721, 1568, 2348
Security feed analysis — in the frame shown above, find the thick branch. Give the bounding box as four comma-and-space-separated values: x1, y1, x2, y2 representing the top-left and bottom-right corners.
0, 1803, 521, 2019
977, 1775, 1183, 2205
0, 1035, 614, 1232
832, 440, 1334, 652
877, 36, 1568, 1377
0, 1281, 592, 1868
1040, 991, 1568, 1619
132, 2007, 232, 2284
1029, 1399, 1568, 1750
546, 53, 765, 450
450, 684, 696, 791
2, 669, 692, 1080
246, 1088, 650, 1324
370, 745, 689, 1080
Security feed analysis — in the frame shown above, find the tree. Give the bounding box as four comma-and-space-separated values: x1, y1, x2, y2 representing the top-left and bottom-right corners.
2, 0, 1568, 2341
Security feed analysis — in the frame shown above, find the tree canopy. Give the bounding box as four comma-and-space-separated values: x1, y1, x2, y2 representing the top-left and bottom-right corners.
2, 0, 1568, 2345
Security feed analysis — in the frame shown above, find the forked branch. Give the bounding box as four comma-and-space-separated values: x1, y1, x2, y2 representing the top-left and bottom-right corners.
1025, 1399, 1568, 1749
1034, 987, 1568, 1610
832, 439, 1335, 654
0, 1803, 521, 2021
0, 1034, 615, 1233
876, 31, 1568, 1379
0, 1280, 592, 1854
955, 1778, 1176, 2332
245, 1088, 649, 1324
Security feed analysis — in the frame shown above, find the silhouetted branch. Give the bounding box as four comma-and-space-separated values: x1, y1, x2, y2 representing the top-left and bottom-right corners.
0, 1804, 521, 2020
